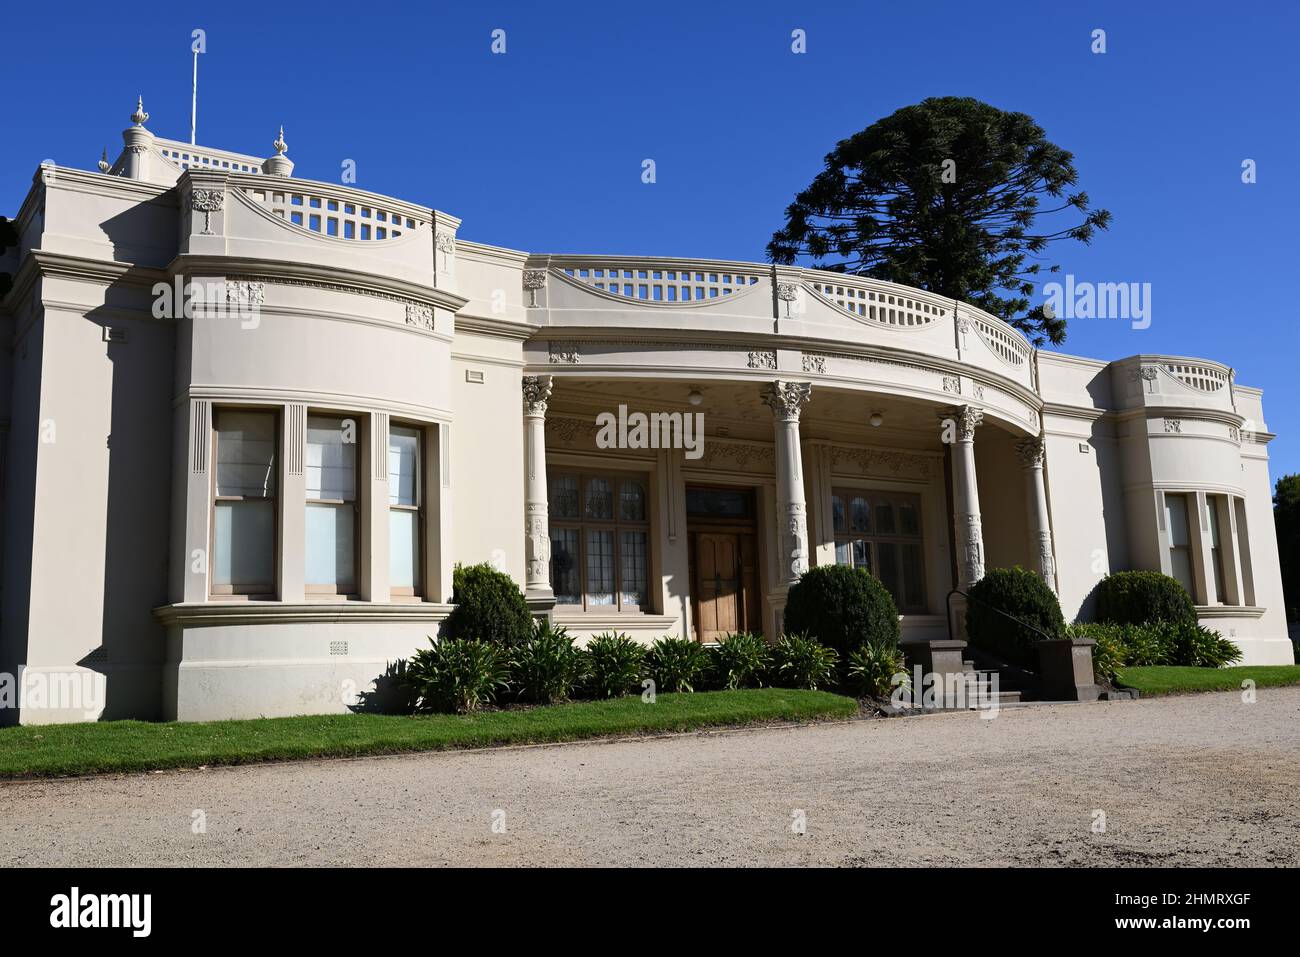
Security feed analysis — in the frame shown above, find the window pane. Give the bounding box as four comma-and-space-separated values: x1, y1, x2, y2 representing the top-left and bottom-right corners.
875, 502, 896, 535
850, 496, 871, 533
585, 529, 615, 605
388, 426, 420, 506
306, 416, 356, 501
621, 531, 647, 606
899, 501, 920, 536
902, 543, 925, 609
1207, 498, 1222, 547
835, 540, 850, 565
306, 502, 355, 588
550, 475, 579, 520
389, 508, 419, 589
877, 542, 901, 604
550, 528, 581, 604
213, 499, 274, 587
585, 478, 613, 520
831, 495, 845, 534
853, 539, 871, 573
1170, 548, 1195, 597
620, 480, 647, 521
685, 487, 752, 517
1165, 494, 1189, 547
215, 411, 276, 497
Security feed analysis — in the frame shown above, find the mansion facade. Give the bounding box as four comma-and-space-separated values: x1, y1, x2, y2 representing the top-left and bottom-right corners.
0, 102, 1291, 723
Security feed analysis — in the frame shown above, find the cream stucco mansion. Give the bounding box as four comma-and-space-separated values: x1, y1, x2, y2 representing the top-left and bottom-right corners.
0, 102, 1291, 723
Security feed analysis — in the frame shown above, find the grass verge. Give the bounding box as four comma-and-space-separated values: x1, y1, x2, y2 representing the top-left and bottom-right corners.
1116, 664, 1300, 696
0, 688, 857, 779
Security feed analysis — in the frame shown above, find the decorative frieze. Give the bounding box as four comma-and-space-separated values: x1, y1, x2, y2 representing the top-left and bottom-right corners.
802, 353, 826, 374
942, 374, 961, 394
830, 446, 933, 480
747, 350, 777, 370
548, 342, 580, 364
405, 303, 435, 331
225, 280, 265, 308
776, 281, 800, 317
1163, 418, 1182, 434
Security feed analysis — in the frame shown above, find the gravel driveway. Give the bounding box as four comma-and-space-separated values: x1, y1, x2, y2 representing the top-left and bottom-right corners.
3, 688, 1298, 867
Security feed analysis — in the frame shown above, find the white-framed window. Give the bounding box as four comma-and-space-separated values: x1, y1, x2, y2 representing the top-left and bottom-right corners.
1164, 492, 1195, 598
1206, 494, 1228, 604
305, 414, 358, 595
212, 409, 277, 596
830, 487, 926, 613
388, 424, 423, 597
549, 471, 649, 611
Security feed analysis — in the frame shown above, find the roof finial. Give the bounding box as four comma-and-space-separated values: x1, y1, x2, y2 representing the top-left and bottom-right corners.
131, 95, 149, 127
273, 126, 287, 155
98, 147, 111, 173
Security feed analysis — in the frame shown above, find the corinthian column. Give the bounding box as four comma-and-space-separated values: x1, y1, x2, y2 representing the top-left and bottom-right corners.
762, 381, 813, 587
1016, 436, 1057, 593
522, 375, 554, 603
942, 405, 985, 589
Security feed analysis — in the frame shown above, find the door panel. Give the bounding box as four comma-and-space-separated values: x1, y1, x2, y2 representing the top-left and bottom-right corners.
695, 533, 740, 641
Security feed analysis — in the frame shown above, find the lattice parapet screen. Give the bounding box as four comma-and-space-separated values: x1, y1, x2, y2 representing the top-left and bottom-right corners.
241, 187, 428, 240
971, 315, 1030, 367
1165, 362, 1228, 392
159, 147, 262, 174
561, 266, 761, 302
809, 280, 944, 327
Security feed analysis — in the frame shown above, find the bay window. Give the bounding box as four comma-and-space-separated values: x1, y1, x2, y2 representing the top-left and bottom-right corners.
212, 409, 277, 595
388, 424, 422, 597
305, 415, 357, 594
831, 488, 926, 613
549, 471, 649, 611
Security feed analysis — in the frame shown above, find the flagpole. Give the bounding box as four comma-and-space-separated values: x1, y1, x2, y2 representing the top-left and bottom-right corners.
190, 48, 198, 145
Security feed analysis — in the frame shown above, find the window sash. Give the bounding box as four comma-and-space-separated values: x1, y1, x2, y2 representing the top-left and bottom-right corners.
211, 410, 277, 596
388, 425, 423, 596
831, 487, 926, 613
549, 471, 649, 612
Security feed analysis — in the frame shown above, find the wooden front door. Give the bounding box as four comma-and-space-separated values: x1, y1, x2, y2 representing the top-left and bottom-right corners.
695, 533, 740, 641
689, 530, 760, 642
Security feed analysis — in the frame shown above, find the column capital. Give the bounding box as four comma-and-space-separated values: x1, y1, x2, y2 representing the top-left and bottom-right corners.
940, 405, 984, 441
522, 374, 553, 417
1015, 435, 1046, 467
762, 380, 812, 421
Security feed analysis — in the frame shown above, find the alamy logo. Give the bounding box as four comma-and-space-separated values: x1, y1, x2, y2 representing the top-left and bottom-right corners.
1041, 275, 1151, 329
0, 667, 105, 720
50, 887, 151, 937
595, 404, 704, 460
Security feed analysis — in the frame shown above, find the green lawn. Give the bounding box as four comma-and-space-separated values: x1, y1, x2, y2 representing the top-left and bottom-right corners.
1116, 665, 1300, 696
0, 688, 857, 779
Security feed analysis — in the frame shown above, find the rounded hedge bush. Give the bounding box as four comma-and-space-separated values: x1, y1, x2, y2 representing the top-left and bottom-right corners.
1096, 570, 1197, 627
783, 564, 900, 656
965, 566, 1064, 667
444, 562, 533, 646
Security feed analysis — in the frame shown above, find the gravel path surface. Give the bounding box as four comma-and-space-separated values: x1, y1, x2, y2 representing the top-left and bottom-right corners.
3, 688, 1298, 867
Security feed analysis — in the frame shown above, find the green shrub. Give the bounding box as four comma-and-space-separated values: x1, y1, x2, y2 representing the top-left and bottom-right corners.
644, 636, 710, 693
444, 563, 533, 647
1170, 621, 1242, 668
783, 564, 900, 656
845, 642, 909, 699
402, 637, 511, 714
1067, 620, 1242, 680
1065, 622, 1127, 684
709, 632, 770, 690
1096, 570, 1197, 627
770, 633, 839, 691
965, 566, 1065, 667
581, 631, 646, 699
510, 620, 584, 704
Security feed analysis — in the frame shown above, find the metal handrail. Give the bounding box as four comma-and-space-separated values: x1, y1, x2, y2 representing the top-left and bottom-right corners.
945, 588, 1058, 645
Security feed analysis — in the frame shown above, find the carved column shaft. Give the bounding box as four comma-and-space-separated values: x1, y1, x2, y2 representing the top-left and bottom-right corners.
522, 376, 554, 600
763, 381, 813, 587
1016, 436, 1057, 594
944, 405, 985, 589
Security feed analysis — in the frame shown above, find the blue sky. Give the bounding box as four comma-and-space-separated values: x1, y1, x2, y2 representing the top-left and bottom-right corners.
3, 1, 1297, 482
